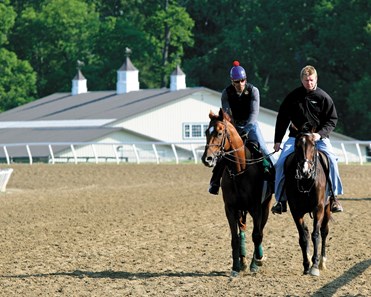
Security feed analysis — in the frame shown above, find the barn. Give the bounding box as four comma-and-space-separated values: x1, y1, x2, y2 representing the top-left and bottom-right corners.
0, 56, 366, 164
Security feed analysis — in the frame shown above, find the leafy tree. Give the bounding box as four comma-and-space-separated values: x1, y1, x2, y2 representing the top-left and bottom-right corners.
309, 0, 371, 138
9, 0, 100, 97
0, 49, 36, 111
0, 0, 36, 111
345, 76, 371, 139
144, 0, 194, 87
91, 0, 194, 89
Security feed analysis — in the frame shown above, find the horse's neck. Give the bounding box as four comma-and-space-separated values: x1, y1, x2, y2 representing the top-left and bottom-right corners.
227, 126, 246, 172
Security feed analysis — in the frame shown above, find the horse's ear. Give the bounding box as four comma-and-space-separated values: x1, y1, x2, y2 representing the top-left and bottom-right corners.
218, 108, 224, 118
209, 110, 217, 119
301, 122, 316, 133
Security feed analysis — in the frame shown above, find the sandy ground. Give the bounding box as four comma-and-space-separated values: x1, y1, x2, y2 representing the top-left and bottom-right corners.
0, 163, 370, 297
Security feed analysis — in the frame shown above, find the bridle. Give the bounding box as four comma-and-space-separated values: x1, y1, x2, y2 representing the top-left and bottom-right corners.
205, 120, 244, 162
205, 119, 273, 167
295, 132, 318, 193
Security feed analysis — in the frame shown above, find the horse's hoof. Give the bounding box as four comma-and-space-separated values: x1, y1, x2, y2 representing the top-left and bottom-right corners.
253, 254, 267, 267
250, 258, 260, 273
309, 266, 320, 277
230, 270, 239, 278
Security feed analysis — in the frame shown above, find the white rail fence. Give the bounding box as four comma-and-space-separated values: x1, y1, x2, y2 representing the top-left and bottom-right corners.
0, 140, 370, 165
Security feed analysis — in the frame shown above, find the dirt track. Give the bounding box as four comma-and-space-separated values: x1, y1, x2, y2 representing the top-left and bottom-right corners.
0, 164, 370, 296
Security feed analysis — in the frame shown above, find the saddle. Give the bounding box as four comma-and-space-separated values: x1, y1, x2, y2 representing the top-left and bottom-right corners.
244, 140, 274, 181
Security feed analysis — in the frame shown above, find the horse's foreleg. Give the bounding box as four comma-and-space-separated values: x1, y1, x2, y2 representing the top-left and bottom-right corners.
310, 205, 325, 277
225, 206, 241, 275
239, 229, 248, 271
319, 204, 331, 270
293, 216, 311, 274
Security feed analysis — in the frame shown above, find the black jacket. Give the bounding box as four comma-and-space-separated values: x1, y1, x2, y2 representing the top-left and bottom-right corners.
274, 86, 338, 143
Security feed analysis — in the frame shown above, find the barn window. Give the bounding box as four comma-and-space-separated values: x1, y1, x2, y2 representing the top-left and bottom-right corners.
183, 123, 208, 139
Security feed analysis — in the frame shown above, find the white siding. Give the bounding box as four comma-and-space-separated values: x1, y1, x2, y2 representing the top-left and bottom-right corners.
112, 91, 220, 143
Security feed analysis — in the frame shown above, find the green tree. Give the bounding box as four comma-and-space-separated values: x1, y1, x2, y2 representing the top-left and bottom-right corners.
345, 76, 371, 139
144, 0, 194, 87
91, 0, 194, 89
310, 0, 371, 138
9, 0, 100, 97
0, 0, 36, 111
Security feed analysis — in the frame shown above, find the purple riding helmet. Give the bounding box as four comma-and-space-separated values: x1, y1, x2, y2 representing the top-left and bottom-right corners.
230, 61, 246, 80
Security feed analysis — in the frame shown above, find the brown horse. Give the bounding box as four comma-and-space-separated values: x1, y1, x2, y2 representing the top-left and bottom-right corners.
201, 108, 272, 277
284, 124, 332, 276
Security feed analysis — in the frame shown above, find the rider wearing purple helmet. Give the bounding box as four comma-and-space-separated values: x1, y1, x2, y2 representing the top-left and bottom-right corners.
208, 61, 275, 195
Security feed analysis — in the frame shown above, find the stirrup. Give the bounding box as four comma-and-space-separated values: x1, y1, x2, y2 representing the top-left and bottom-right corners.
331, 200, 343, 213
271, 201, 287, 215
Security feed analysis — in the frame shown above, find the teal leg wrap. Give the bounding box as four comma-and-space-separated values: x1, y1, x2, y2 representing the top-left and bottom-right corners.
255, 244, 263, 259
239, 231, 246, 257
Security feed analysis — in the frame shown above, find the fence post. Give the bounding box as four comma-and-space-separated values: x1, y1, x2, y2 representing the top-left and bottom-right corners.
152, 144, 160, 164
70, 144, 77, 164
26, 145, 33, 165
48, 144, 55, 164
340, 143, 348, 165
171, 144, 179, 164
113, 144, 120, 164
190, 144, 198, 164
355, 143, 363, 165
132, 144, 140, 164
3, 146, 10, 165
92, 144, 98, 164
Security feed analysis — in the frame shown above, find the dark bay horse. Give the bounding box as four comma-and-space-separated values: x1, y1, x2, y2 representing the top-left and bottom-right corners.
201, 109, 272, 277
284, 124, 332, 276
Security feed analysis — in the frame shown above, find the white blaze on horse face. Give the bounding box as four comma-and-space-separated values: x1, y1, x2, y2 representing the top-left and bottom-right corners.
303, 160, 309, 173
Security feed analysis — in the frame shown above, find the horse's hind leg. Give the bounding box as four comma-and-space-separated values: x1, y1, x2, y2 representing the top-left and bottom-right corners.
250, 209, 268, 273
239, 211, 248, 271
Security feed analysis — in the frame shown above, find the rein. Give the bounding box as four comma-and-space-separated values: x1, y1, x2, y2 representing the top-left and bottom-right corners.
207, 119, 273, 175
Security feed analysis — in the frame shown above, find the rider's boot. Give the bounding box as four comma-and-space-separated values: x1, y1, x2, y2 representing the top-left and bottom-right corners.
271, 200, 287, 214
208, 160, 225, 195
263, 159, 275, 194
330, 196, 343, 213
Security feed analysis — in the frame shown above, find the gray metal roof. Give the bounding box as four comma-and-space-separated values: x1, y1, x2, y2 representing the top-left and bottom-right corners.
0, 87, 215, 146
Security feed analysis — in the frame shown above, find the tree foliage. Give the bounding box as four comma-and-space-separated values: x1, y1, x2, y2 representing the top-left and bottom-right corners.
0, 0, 36, 111
2, 0, 370, 139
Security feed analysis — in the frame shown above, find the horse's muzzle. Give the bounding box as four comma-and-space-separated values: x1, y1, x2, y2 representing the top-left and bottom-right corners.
201, 155, 216, 167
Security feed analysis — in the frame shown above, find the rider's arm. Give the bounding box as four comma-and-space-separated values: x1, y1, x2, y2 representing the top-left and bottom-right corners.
221, 89, 232, 117
274, 94, 292, 144
243, 86, 260, 133
317, 92, 338, 139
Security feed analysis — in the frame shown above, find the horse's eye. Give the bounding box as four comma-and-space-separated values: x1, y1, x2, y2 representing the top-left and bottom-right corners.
218, 132, 223, 137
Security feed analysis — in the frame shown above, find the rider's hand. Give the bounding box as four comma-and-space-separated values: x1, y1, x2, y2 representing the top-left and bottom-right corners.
313, 133, 321, 141
274, 143, 281, 152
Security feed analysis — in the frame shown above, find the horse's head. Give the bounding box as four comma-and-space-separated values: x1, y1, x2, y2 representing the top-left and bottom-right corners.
294, 123, 318, 180
201, 108, 245, 170
201, 109, 229, 167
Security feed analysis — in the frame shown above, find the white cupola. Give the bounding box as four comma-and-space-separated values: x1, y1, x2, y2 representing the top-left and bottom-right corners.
170, 65, 186, 91
116, 48, 139, 94
71, 61, 88, 95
